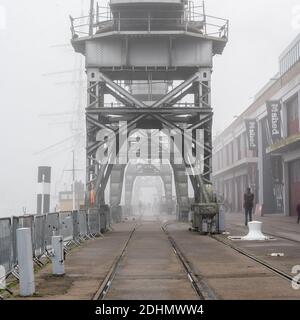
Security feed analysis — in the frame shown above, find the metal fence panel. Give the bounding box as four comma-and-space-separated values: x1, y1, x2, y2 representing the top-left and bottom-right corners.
0, 218, 12, 274
100, 205, 110, 232
34, 215, 46, 258
59, 211, 73, 242
18, 215, 34, 230
19, 215, 35, 254
45, 212, 59, 247
111, 205, 122, 224
87, 209, 100, 235
106, 207, 111, 228
72, 210, 80, 241
11, 215, 35, 265
1, 208, 109, 275
79, 210, 88, 237
11, 216, 19, 266
100, 211, 106, 232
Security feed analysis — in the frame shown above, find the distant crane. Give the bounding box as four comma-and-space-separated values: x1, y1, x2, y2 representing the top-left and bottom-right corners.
36, 0, 87, 203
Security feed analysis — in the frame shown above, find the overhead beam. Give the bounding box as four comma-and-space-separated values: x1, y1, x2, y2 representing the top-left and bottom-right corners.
86, 107, 212, 115
151, 72, 200, 109
151, 113, 211, 154
98, 71, 147, 109
166, 86, 194, 107
104, 86, 132, 107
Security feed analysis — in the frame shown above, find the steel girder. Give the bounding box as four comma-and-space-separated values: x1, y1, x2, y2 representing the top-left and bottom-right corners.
124, 163, 173, 211
110, 164, 126, 206
86, 69, 213, 208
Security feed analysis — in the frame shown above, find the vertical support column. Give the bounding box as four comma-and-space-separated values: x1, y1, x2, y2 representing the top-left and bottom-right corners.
125, 174, 135, 215
282, 99, 288, 138
162, 174, 173, 214
257, 119, 264, 207
172, 164, 189, 221
86, 68, 106, 208
89, 0, 95, 36
298, 90, 300, 131
234, 176, 239, 212
17, 228, 35, 296
193, 68, 212, 203
200, 68, 212, 188
283, 160, 290, 216
110, 165, 126, 222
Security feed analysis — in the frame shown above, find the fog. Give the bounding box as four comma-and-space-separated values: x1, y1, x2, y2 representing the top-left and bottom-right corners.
0, 0, 299, 217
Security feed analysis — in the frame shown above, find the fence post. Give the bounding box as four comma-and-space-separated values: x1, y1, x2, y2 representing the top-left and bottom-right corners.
52, 236, 65, 276
17, 228, 35, 296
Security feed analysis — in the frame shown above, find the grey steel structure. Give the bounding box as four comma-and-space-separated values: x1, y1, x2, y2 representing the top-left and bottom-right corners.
70, 0, 228, 222
0, 209, 102, 282
124, 163, 173, 215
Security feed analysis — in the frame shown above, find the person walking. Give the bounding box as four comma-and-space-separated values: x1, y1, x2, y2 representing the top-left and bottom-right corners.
297, 201, 300, 224
244, 187, 254, 226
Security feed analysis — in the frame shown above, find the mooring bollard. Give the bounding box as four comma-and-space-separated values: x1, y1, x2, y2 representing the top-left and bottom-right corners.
52, 235, 65, 275
242, 221, 267, 241
17, 228, 35, 296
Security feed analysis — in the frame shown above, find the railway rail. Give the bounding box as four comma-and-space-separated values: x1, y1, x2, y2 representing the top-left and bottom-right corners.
92, 219, 299, 301
164, 220, 299, 290
210, 234, 296, 284
93, 220, 217, 300
161, 225, 219, 300
92, 223, 138, 300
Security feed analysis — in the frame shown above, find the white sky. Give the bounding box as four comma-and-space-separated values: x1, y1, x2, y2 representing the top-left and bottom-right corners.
0, 0, 299, 216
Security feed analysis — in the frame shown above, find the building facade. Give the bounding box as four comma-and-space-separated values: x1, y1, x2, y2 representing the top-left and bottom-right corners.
213, 33, 300, 216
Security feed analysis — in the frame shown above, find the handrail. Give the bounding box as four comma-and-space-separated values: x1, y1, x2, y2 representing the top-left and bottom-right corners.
70, 7, 228, 41
93, 102, 206, 109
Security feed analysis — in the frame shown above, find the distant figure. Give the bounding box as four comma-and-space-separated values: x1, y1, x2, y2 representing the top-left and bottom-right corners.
244, 188, 254, 226
297, 201, 300, 224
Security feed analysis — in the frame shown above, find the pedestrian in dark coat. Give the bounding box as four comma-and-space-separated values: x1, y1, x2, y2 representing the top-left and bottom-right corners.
244, 188, 254, 226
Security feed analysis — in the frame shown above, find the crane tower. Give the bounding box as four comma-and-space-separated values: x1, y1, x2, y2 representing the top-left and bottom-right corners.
70, 0, 228, 229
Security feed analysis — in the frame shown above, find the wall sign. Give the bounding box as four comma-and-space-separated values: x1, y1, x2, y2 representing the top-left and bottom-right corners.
245, 119, 258, 151
266, 100, 282, 143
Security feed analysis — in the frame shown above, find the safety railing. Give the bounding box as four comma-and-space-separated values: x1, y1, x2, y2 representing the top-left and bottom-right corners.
0, 218, 12, 275
0, 208, 111, 289
70, 7, 228, 40
96, 102, 211, 109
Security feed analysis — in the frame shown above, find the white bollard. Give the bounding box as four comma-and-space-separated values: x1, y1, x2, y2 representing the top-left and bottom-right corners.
51, 236, 65, 275
242, 221, 268, 241
16, 228, 35, 296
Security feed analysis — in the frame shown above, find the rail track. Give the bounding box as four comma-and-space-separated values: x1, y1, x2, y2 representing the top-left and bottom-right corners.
210, 235, 296, 284
92, 223, 138, 300
265, 232, 300, 245
161, 225, 219, 300
92, 219, 298, 300
164, 220, 298, 290
93, 220, 217, 300
228, 222, 300, 245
